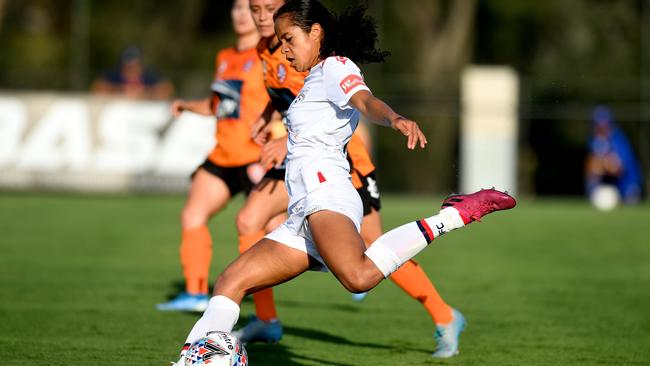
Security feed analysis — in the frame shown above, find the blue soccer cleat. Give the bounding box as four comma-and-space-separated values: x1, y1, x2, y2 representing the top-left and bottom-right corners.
232, 315, 283, 344
432, 308, 466, 358
351, 292, 368, 302
156, 292, 209, 312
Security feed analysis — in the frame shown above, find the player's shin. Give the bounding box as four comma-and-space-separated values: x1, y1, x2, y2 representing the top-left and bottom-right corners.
180, 295, 240, 357
364, 207, 464, 277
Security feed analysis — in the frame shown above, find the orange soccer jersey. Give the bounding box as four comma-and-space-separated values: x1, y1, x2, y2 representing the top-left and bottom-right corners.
348, 133, 376, 189
257, 37, 307, 114
208, 47, 270, 167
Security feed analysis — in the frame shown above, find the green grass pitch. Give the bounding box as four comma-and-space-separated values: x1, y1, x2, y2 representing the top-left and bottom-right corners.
0, 192, 649, 365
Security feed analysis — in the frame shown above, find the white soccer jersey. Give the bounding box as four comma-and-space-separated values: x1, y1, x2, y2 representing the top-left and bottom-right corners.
284, 56, 371, 209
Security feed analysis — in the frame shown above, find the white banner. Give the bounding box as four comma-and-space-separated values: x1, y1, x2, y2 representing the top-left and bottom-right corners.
0, 93, 215, 192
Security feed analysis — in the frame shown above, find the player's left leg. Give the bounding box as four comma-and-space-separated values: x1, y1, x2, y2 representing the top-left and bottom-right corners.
174, 238, 314, 363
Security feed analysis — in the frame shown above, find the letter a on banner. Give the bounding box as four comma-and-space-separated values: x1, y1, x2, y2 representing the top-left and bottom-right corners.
17, 100, 91, 172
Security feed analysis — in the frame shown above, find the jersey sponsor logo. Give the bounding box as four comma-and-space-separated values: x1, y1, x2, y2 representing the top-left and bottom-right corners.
211, 79, 244, 119
335, 56, 348, 65
277, 64, 287, 84
339, 75, 365, 94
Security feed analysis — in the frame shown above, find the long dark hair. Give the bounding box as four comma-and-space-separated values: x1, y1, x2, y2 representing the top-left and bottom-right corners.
273, 0, 390, 64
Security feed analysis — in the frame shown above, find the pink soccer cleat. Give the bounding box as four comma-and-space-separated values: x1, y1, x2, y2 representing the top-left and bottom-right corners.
441, 189, 516, 224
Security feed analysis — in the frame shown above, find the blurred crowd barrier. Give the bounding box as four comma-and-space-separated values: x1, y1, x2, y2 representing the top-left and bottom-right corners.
0, 93, 214, 192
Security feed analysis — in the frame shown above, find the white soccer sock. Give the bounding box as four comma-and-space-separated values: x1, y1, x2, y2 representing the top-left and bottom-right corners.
365, 207, 465, 277
183, 295, 240, 346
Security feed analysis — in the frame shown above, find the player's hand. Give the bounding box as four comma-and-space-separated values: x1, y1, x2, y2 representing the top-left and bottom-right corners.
260, 136, 288, 169
253, 121, 273, 146
251, 117, 268, 139
170, 100, 185, 118
253, 117, 281, 146
391, 116, 427, 150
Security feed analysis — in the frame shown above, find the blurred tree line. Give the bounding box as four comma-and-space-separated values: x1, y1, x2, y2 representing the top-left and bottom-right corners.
0, 0, 647, 196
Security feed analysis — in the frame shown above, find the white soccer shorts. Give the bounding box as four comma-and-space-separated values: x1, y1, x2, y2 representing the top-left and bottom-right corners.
265, 178, 363, 271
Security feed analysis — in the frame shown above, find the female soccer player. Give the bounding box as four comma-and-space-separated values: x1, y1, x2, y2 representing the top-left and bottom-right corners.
156, 0, 285, 312
236, 0, 472, 358
169, 1, 515, 363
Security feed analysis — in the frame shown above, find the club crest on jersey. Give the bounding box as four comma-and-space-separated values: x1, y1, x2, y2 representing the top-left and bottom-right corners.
335, 56, 348, 65
217, 61, 228, 77
339, 74, 365, 94
277, 64, 287, 83
243, 58, 254, 72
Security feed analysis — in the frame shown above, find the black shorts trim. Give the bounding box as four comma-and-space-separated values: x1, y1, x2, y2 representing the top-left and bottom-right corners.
357, 170, 381, 215
263, 167, 286, 181
193, 159, 254, 196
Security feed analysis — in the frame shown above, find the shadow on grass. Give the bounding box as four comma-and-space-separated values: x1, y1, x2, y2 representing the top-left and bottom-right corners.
284, 325, 432, 354
246, 325, 432, 365
247, 342, 355, 366
278, 299, 361, 314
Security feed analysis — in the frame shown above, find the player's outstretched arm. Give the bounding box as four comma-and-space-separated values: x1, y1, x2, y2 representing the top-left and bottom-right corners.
349, 90, 428, 150
170, 98, 212, 118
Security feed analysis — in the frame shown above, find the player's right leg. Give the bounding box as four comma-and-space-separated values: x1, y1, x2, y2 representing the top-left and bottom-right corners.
364, 189, 517, 278
360, 207, 464, 357
234, 176, 289, 343
309, 188, 516, 293
172, 238, 313, 363
157, 166, 232, 312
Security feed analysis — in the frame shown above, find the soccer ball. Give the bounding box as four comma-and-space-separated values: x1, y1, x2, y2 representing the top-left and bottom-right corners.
184, 332, 248, 366
590, 184, 620, 211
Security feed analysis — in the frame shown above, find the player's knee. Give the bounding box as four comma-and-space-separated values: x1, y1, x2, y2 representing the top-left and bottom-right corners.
338, 270, 374, 294
236, 209, 264, 235
213, 270, 247, 301
181, 206, 208, 229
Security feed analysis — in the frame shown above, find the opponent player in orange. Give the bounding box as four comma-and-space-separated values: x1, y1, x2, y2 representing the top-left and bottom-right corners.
233, 0, 468, 358
156, 0, 285, 312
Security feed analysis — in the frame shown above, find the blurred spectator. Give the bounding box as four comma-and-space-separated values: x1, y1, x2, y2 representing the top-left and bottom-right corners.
585, 106, 642, 206
92, 46, 174, 100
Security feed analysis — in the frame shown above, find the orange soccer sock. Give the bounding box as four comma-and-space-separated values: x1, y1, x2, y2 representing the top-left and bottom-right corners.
238, 230, 265, 254
253, 288, 278, 322
239, 230, 279, 322
389, 260, 453, 325
180, 226, 213, 295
